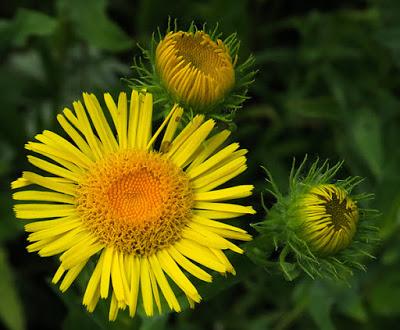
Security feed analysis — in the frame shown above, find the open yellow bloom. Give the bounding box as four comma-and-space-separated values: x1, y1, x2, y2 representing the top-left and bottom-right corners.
156, 31, 235, 108
12, 90, 254, 320
299, 184, 359, 255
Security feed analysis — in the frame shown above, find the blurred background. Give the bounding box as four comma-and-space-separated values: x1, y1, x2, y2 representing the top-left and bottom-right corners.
1, 0, 400, 329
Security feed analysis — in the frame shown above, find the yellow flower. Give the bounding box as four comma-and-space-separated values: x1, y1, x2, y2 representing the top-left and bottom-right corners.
298, 184, 359, 255
156, 31, 235, 108
12, 90, 255, 320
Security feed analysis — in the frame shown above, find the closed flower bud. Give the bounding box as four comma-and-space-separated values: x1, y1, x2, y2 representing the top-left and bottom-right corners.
298, 184, 359, 256
253, 158, 378, 281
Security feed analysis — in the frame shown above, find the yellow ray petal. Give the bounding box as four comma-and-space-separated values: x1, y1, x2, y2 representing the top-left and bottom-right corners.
83, 252, 105, 307
13, 190, 75, 204
147, 104, 179, 150
24, 216, 79, 232
26, 141, 91, 171
111, 250, 126, 302
148, 254, 181, 312
194, 202, 256, 215
27, 156, 82, 182
83, 93, 118, 153
169, 119, 215, 167
118, 253, 130, 304
174, 240, 226, 273
160, 106, 184, 152
191, 214, 247, 233
127, 90, 140, 148
37, 229, 89, 257
100, 246, 114, 298
194, 185, 254, 202
191, 157, 246, 190
59, 260, 88, 292
186, 130, 231, 171
206, 227, 253, 241
62, 108, 82, 131
60, 239, 103, 270
52, 264, 65, 284
148, 264, 162, 314
136, 93, 153, 149
168, 245, 212, 283
21, 171, 76, 196
157, 250, 201, 302
28, 217, 81, 242
57, 113, 95, 160
187, 143, 240, 179
209, 248, 236, 275
14, 203, 76, 219
166, 115, 204, 157
182, 227, 230, 250
128, 256, 140, 317
109, 292, 119, 321
73, 100, 102, 160
86, 287, 100, 313
187, 222, 244, 254
117, 92, 128, 149
26, 145, 86, 175
194, 209, 249, 219
37, 130, 94, 168
11, 177, 30, 189
140, 257, 154, 316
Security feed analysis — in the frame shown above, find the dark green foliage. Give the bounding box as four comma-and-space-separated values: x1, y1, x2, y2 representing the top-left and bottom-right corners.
1, 0, 400, 329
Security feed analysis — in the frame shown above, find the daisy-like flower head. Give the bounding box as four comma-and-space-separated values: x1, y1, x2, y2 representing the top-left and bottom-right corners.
252, 157, 378, 281
12, 90, 255, 320
131, 21, 256, 117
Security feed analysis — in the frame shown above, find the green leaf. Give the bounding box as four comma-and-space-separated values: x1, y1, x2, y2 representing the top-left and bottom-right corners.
368, 272, 400, 317
12, 9, 58, 47
0, 191, 24, 243
307, 282, 335, 330
57, 0, 133, 51
0, 248, 25, 330
336, 288, 367, 323
351, 109, 384, 180
139, 315, 168, 330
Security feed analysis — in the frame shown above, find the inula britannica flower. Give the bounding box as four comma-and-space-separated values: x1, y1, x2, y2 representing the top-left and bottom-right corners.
12, 90, 255, 320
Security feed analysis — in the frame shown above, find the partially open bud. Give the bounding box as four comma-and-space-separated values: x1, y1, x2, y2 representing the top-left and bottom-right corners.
130, 21, 255, 118
156, 31, 235, 108
299, 184, 359, 256
252, 158, 378, 281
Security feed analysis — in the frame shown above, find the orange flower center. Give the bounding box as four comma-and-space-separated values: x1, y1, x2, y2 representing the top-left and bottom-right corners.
76, 150, 193, 256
